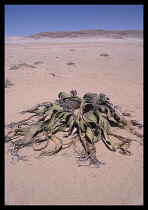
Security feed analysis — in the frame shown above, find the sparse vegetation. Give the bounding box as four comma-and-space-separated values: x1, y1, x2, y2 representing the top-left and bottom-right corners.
9, 63, 36, 70
5, 79, 14, 88
9, 65, 19, 70
100, 54, 109, 57
33, 61, 44, 65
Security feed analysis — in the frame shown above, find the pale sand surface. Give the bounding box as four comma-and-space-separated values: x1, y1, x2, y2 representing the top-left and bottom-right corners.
5, 37, 143, 205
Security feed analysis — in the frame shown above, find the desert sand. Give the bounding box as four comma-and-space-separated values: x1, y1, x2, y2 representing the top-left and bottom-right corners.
5, 34, 143, 205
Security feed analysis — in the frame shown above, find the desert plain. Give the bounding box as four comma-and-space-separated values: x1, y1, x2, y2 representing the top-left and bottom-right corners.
5, 31, 143, 205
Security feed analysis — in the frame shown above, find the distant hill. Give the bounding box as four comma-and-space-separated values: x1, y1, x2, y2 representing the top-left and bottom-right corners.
29, 29, 143, 39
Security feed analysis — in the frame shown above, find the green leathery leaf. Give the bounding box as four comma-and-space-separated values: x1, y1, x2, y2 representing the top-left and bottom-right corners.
45, 103, 63, 115
107, 115, 118, 124
23, 116, 46, 143
41, 135, 62, 156
79, 100, 89, 111
99, 113, 106, 118
50, 113, 66, 133
53, 125, 67, 134
94, 129, 102, 142
79, 118, 86, 133
85, 113, 97, 124
45, 108, 54, 115
43, 114, 57, 131
63, 112, 72, 120
50, 134, 61, 143
33, 109, 46, 114
50, 135, 62, 153
15, 127, 29, 133
66, 114, 75, 126
75, 110, 81, 125
104, 133, 116, 151
119, 115, 128, 125
99, 114, 110, 135
109, 138, 116, 151
44, 111, 63, 128
14, 127, 29, 136
53, 104, 64, 112
58, 92, 72, 100
14, 132, 26, 136
82, 115, 90, 127
85, 126, 94, 142
98, 106, 106, 113
54, 111, 65, 121
68, 117, 76, 135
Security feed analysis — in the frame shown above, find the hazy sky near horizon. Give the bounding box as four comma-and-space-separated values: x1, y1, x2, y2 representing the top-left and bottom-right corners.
5, 4, 143, 36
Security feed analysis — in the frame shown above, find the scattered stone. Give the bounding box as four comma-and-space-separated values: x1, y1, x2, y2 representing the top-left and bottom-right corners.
50, 73, 56, 76
67, 62, 75, 65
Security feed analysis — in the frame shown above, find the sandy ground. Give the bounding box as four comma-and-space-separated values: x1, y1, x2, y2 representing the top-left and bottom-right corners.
5, 37, 143, 205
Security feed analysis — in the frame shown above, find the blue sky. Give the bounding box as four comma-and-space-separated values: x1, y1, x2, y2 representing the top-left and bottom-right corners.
5, 4, 143, 36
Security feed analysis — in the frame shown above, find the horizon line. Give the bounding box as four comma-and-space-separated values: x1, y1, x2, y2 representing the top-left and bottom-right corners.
5, 28, 143, 37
